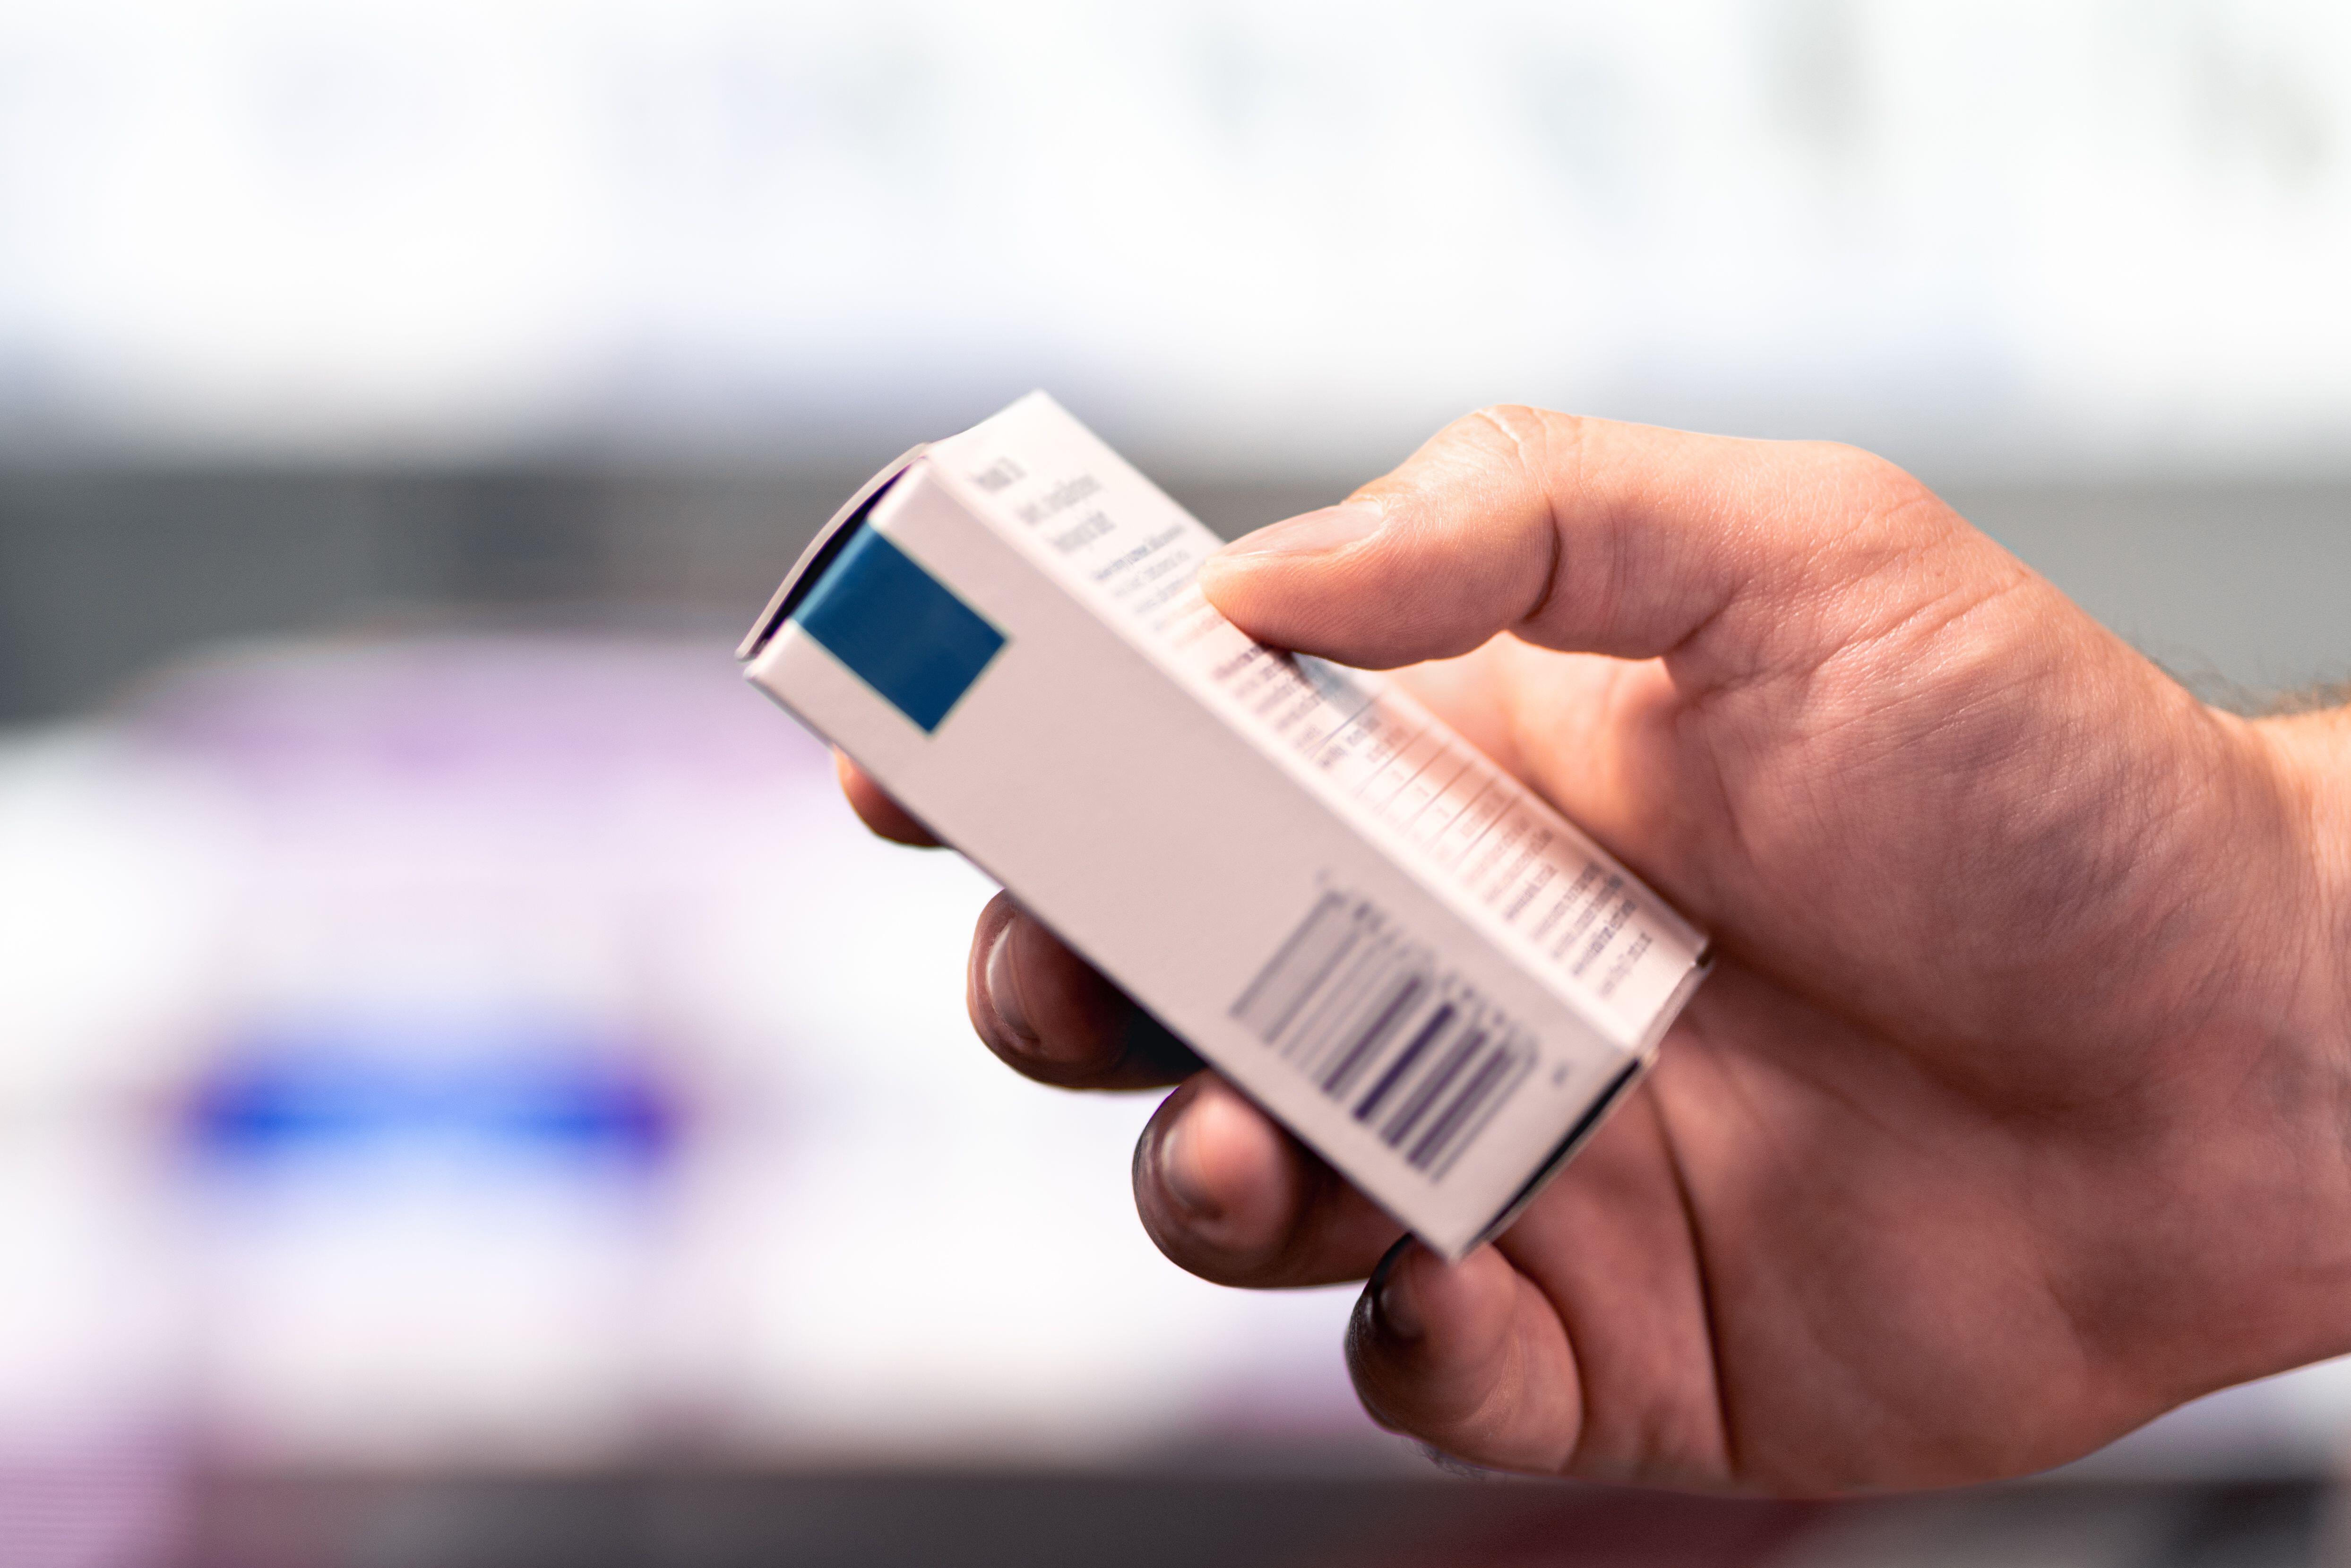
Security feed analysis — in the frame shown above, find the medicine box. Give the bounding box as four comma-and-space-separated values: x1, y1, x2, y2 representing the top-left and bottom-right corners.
740, 394, 1709, 1258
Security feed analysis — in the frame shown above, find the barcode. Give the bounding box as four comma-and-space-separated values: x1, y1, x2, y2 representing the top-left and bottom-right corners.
1234, 891, 1535, 1179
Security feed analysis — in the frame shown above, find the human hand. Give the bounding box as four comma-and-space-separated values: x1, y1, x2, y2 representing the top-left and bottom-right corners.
840, 408, 2351, 1492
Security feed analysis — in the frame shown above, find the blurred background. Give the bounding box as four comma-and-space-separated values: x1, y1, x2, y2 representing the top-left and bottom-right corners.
3, 2, 2350, 1564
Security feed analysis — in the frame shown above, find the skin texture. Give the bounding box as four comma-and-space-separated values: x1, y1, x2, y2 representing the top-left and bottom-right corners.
836, 408, 2351, 1495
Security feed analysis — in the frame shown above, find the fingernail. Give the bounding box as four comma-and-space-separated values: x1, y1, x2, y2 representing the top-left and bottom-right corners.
1154, 1108, 1219, 1222
1369, 1241, 1424, 1342
983, 920, 1036, 1044
1215, 501, 1386, 561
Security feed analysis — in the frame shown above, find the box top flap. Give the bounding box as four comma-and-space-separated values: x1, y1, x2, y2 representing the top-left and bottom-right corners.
735, 444, 928, 663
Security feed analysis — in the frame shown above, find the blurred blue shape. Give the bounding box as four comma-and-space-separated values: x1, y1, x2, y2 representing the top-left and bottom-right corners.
187, 1024, 681, 1170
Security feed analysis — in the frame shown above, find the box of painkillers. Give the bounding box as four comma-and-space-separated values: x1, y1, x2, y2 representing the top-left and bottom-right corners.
738, 394, 1710, 1259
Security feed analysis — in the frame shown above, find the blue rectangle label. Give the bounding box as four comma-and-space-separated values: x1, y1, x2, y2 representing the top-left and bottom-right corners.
788, 526, 1006, 732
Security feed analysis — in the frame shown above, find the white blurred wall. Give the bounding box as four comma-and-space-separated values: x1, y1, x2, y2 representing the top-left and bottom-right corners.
0, 1, 2347, 476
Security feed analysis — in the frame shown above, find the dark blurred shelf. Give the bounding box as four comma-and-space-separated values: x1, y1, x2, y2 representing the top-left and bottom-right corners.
170, 1468, 2338, 1568
0, 465, 1346, 725
3, 462, 2346, 726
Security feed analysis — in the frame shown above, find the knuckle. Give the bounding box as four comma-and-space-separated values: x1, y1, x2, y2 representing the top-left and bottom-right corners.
1457, 404, 1572, 482
1397, 404, 1527, 475
1809, 440, 1936, 516
1462, 402, 1547, 442
1356, 404, 1588, 523
1764, 444, 1956, 588
1372, 404, 1578, 536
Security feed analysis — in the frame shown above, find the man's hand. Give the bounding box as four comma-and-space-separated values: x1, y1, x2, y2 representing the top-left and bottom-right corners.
838, 408, 2351, 1493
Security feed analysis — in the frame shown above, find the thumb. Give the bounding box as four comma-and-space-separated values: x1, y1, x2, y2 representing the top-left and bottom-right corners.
1197, 405, 1951, 681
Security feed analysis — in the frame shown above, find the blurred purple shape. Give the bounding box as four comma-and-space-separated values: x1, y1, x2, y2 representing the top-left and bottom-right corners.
0, 1431, 186, 1568
119, 635, 827, 793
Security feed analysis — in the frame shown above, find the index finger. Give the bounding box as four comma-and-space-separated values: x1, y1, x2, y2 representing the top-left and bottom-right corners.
834, 751, 941, 846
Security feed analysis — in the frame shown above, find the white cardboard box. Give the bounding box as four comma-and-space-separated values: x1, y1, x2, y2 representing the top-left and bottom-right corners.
740, 394, 1709, 1259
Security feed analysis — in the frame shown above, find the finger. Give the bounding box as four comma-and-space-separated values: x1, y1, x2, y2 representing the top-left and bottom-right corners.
1346, 1239, 1584, 1474
1133, 1073, 1403, 1288
968, 892, 1200, 1090
1197, 405, 1980, 688
835, 751, 939, 846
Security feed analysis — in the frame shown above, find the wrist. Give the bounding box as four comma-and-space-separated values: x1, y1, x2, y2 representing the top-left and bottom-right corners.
2184, 707, 2351, 1384
2253, 706, 2351, 1094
